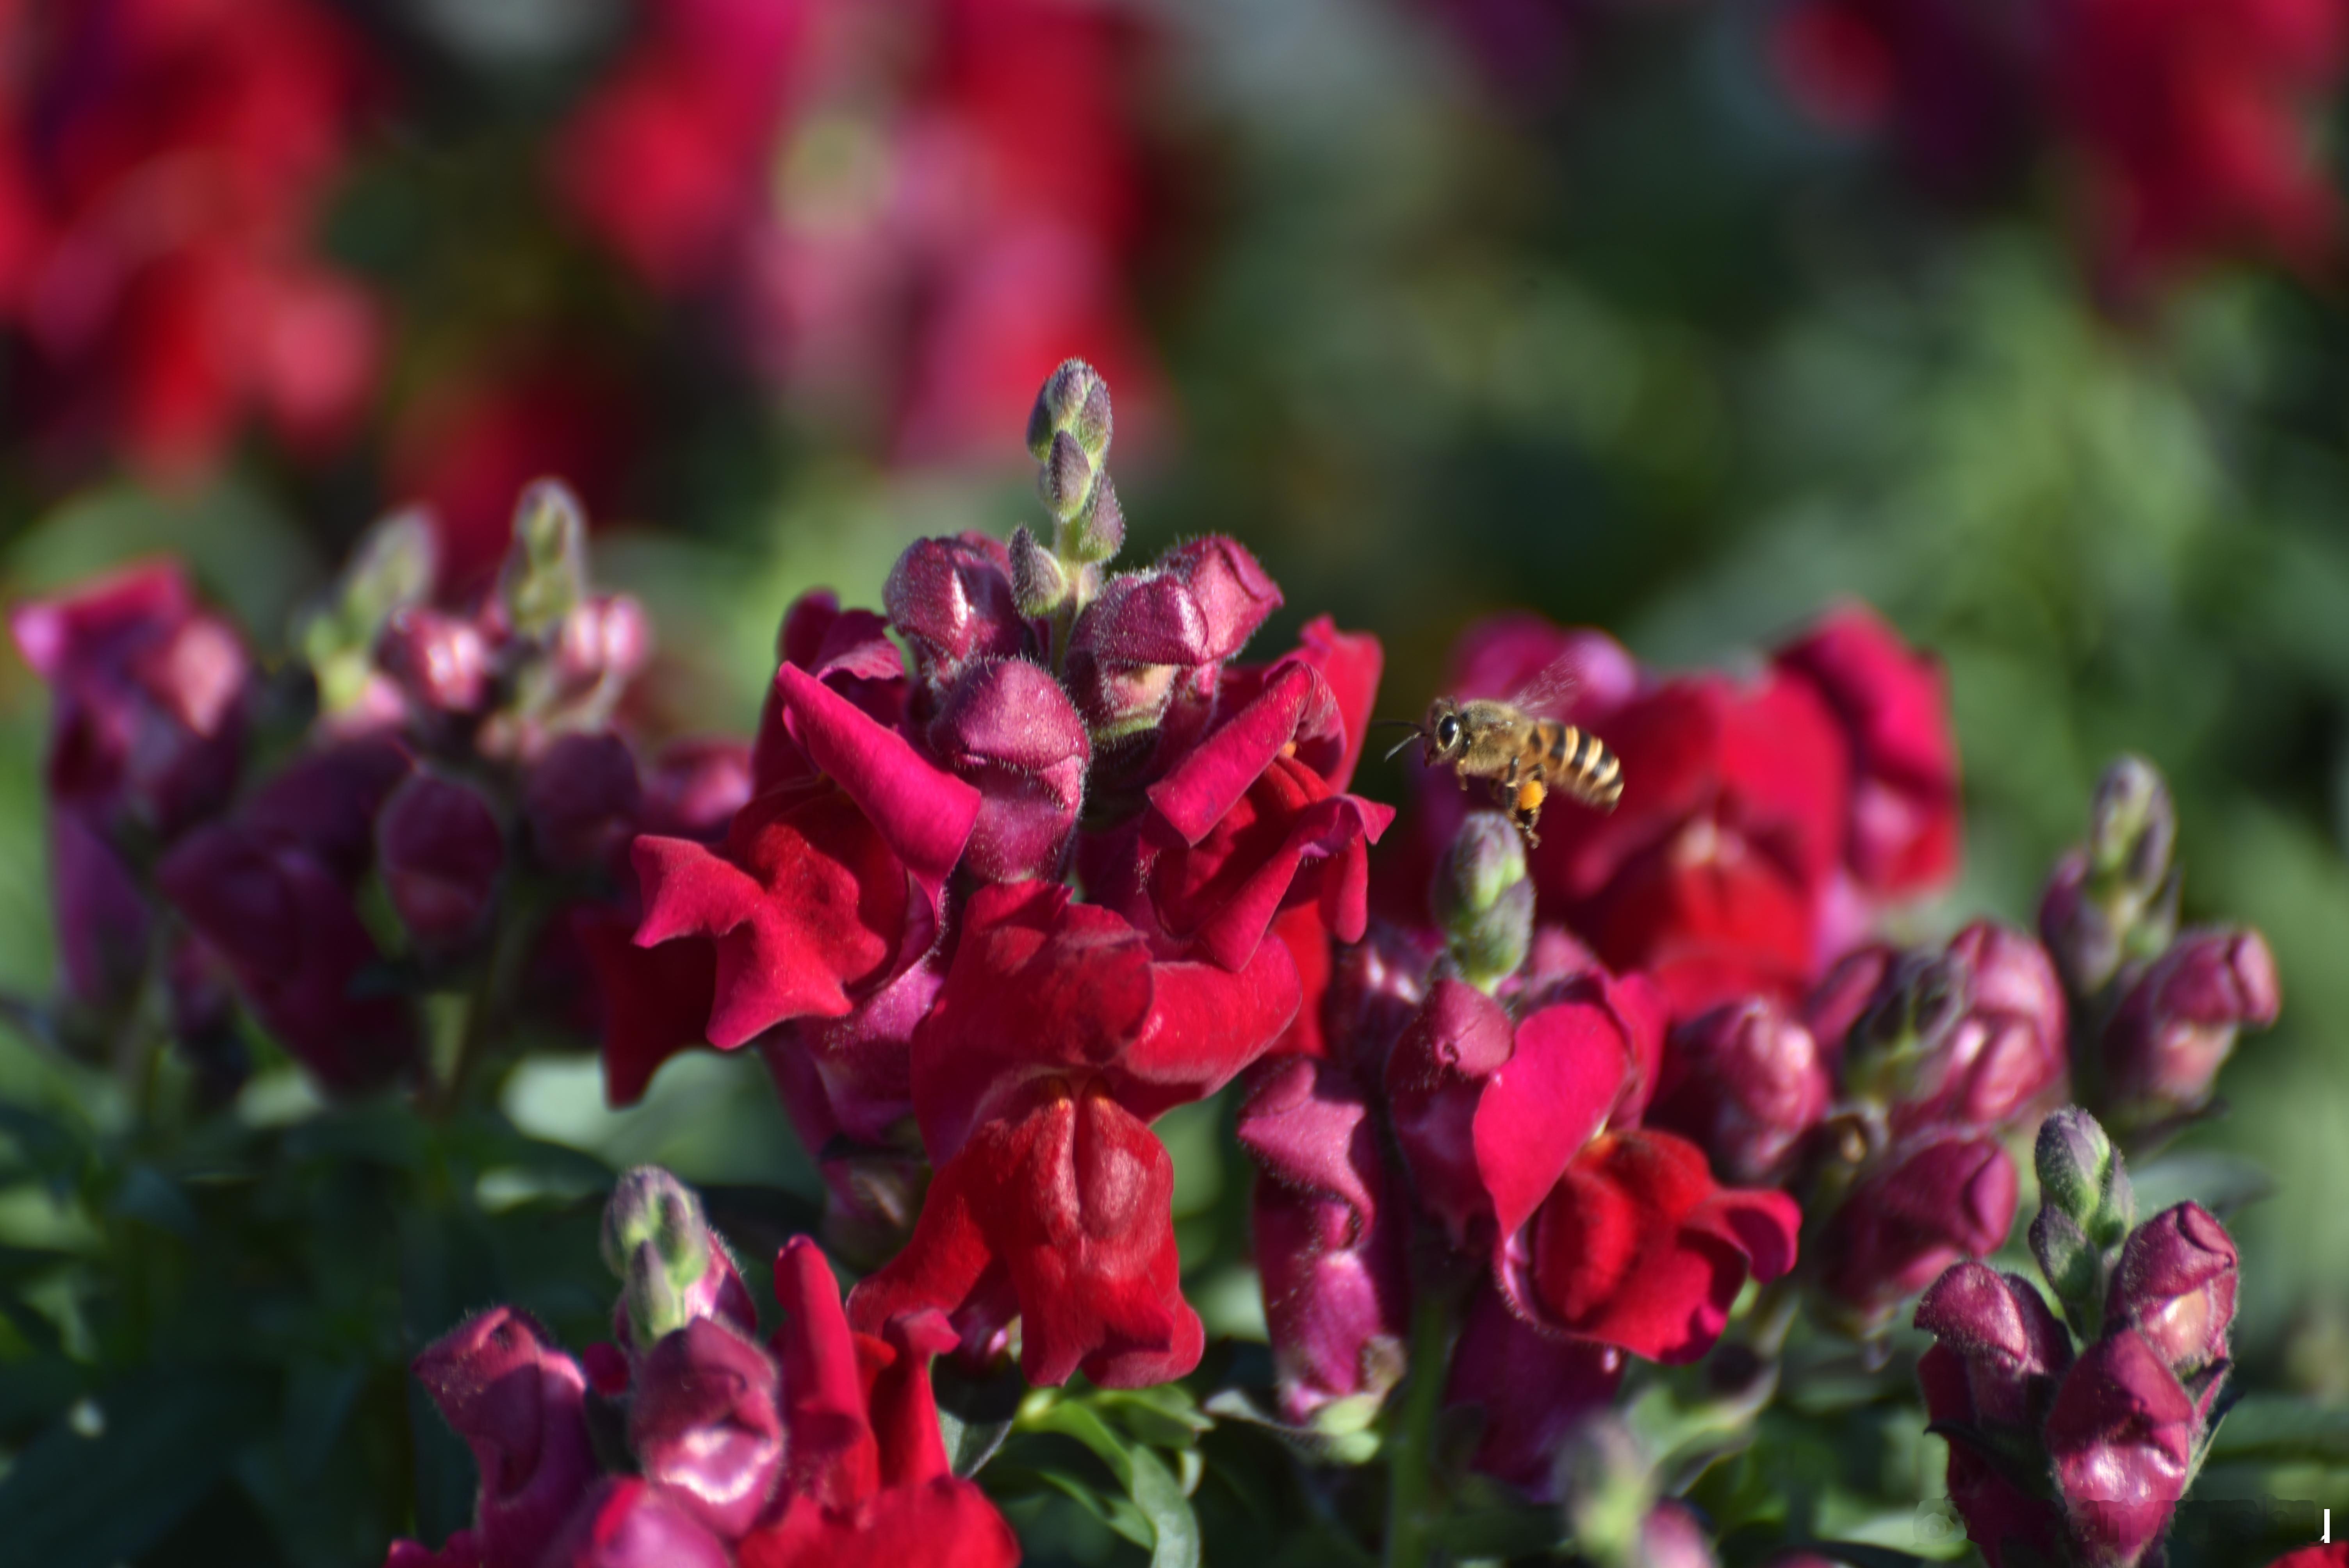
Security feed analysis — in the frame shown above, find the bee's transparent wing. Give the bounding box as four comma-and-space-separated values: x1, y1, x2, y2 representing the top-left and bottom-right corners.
1505, 654, 1581, 720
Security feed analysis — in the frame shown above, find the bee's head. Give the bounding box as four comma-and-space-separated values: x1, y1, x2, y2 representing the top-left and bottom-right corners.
1422, 697, 1466, 763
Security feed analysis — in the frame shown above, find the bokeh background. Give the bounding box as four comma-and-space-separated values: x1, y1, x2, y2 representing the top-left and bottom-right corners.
4, 0, 2349, 1554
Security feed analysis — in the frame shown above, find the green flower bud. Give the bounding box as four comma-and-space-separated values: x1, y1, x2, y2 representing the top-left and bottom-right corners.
1555, 1415, 1654, 1568
1064, 473, 1125, 565
298, 507, 438, 713
499, 480, 588, 637
1009, 525, 1069, 619
1432, 812, 1533, 990
1040, 430, 1095, 526
2088, 755, 2175, 891
1026, 358, 1111, 464
2030, 1108, 2136, 1338
602, 1167, 715, 1345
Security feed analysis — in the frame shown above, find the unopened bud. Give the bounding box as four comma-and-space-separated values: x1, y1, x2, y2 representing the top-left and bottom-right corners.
2106, 1202, 2237, 1379
1651, 1000, 1831, 1186
1041, 429, 1094, 525
602, 1167, 718, 1345
377, 774, 505, 953
1637, 1501, 1720, 1568
2031, 1108, 2135, 1338
378, 607, 492, 716
1026, 357, 1111, 463
2088, 755, 2175, 888
2100, 927, 2280, 1123
1841, 949, 1972, 1107
500, 480, 588, 637
2035, 1108, 2135, 1246
1555, 1415, 1654, 1567
1009, 525, 1069, 619
1066, 472, 1126, 565
1432, 812, 1533, 990
301, 508, 438, 713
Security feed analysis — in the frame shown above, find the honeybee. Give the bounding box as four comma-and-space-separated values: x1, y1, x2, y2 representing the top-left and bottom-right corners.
1381, 663, 1623, 846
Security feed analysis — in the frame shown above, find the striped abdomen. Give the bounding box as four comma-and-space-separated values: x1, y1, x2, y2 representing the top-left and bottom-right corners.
1532, 719, 1624, 811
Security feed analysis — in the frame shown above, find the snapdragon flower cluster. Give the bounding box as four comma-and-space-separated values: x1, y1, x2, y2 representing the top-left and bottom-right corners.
1915, 1110, 2241, 1568
7, 358, 2301, 1568
390, 1167, 1019, 1568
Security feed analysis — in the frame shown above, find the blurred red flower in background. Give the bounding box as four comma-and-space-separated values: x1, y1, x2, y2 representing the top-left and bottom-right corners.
0, 0, 385, 476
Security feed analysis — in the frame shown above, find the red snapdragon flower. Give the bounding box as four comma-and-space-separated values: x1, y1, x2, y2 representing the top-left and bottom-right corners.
848, 878, 1301, 1386
1387, 960, 1800, 1365
1415, 609, 1957, 1021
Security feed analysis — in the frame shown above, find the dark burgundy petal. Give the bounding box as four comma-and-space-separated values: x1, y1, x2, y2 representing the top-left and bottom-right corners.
1442, 1279, 1624, 1494
630, 1317, 786, 1541
412, 1307, 600, 1568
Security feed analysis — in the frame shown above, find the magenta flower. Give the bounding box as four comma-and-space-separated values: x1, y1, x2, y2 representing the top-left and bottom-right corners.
2100, 928, 2281, 1121
923, 656, 1091, 882
1816, 1130, 2018, 1333
1442, 1281, 1625, 1493
1237, 1056, 1410, 1424
629, 1317, 787, 1541
2104, 1201, 2238, 1379
410, 1307, 601, 1568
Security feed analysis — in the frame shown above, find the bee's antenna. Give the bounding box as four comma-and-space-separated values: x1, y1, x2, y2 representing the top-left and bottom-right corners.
1380, 729, 1424, 763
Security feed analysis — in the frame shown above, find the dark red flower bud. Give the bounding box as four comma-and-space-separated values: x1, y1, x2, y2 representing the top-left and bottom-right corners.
1064, 537, 1282, 754
1238, 1058, 1409, 1424
1817, 1131, 2018, 1333
2045, 1329, 2197, 1568
2101, 928, 2280, 1119
538, 1478, 731, 1568
1386, 978, 1522, 1247
411, 1306, 600, 1568
1651, 998, 1833, 1186
1914, 1262, 2074, 1429
1894, 921, 2068, 1137
379, 775, 504, 951
551, 593, 653, 699
526, 732, 645, 875
241, 739, 415, 883
1773, 602, 1960, 898
642, 739, 752, 842
2105, 1202, 2237, 1378
1804, 942, 1897, 1056
166, 934, 247, 1107
155, 823, 418, 1094
629, 1317, 786, 1540
378, 607, 492, 716
925, 657, 1090, 882
882, 534, 1032, 695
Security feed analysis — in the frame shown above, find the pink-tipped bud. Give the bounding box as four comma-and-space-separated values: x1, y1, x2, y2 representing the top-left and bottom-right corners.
1651, 999, 1832, 1186
2100, 928, 2279, 1120
536, 1478, 731, 1568
642, 739, 751, 842
378, 774, 505, 952
378, 607, 492, 715
1639, 1501, 1722, 1568
2105, 1202, 2237, 1378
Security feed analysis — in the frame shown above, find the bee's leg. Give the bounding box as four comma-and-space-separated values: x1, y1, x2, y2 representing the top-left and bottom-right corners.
1453, 762, 1470, 792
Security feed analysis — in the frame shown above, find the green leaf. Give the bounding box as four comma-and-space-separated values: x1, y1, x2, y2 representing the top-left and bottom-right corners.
0, 1365, 271, 1568
1030, 1400, 1203, 1568
2128, 1151, 2276, 1219
2198, 1393, 2349, 1467
1431, 1503, 1563, 1556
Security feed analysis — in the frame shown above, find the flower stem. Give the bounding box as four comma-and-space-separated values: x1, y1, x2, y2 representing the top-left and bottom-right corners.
1386, 1246, 1463, 1568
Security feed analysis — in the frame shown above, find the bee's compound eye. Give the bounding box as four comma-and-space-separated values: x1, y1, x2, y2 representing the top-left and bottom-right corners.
1436, 716, 1460, 747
